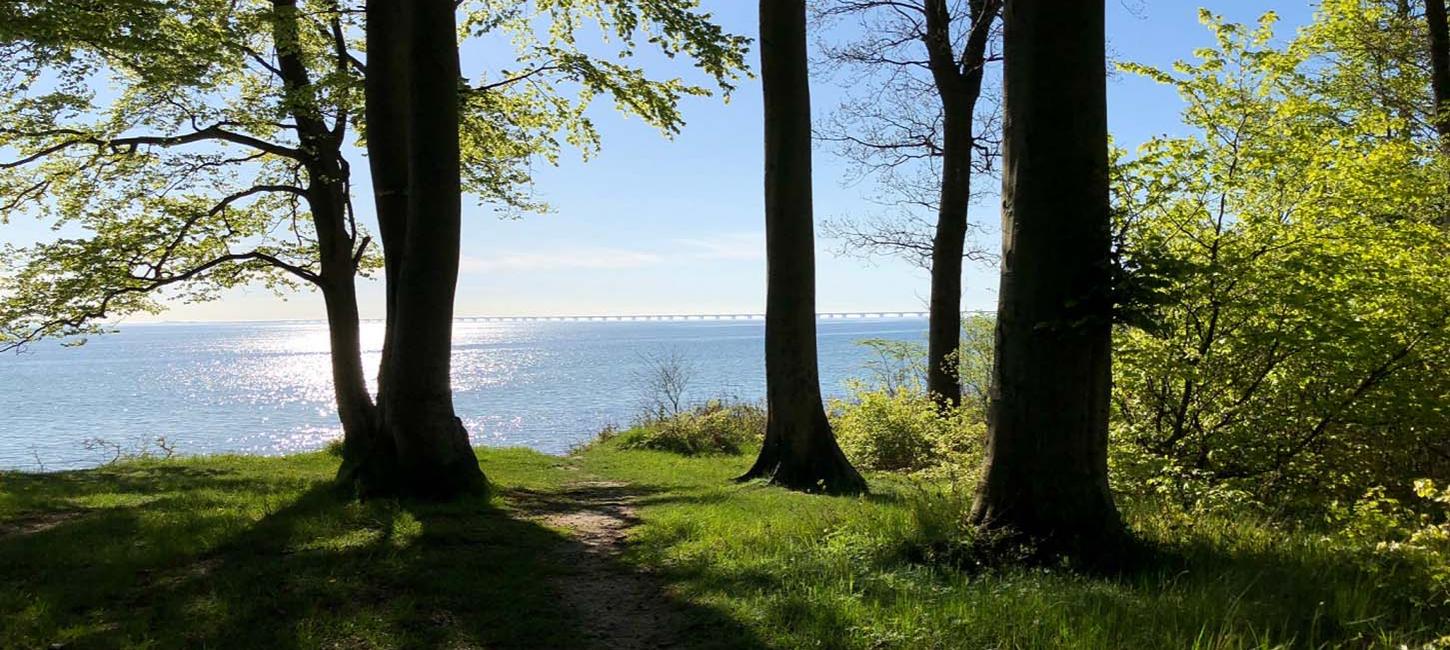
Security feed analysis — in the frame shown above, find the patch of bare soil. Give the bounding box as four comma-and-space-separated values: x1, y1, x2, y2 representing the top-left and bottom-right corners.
0, 510, 84, 538
510, 480, 687, 650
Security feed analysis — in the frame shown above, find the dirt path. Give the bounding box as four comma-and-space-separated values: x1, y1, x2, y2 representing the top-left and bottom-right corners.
509, 479, 686, 649
0, 509, 83, 538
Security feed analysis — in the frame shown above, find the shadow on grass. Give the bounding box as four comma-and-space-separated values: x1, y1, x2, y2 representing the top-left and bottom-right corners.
0, 463, 768, 649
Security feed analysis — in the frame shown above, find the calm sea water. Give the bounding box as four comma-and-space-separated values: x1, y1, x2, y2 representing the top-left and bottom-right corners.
0, 318, 927, 470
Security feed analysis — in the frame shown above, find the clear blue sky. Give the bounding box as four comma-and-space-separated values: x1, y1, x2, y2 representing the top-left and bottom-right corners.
11, 1, 1319, 321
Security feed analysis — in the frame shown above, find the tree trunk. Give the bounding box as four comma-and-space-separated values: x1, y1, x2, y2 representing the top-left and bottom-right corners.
267, 0, 381, 483
362, 0, 410, 406
360, 0, 486, 499
1426, 0, 1450, 144
922, 0, 998, 408
738, 0, 866, 495
927, 107, 969, 407
968, 0, 1124, 559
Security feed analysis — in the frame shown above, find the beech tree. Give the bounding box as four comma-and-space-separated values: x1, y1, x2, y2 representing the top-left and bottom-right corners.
968, 0, 1124, 555
338, 0, 482, 497
0, 0, 747, 497
738, 0, 866, 495
814, 0, 1001, 406
0, 0, 380, 453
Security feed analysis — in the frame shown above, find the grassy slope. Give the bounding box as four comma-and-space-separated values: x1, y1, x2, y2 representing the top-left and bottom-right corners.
1, 445, 1444, 649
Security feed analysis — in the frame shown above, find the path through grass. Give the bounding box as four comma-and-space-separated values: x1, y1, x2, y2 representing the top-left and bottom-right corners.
1, 444, 1445, 649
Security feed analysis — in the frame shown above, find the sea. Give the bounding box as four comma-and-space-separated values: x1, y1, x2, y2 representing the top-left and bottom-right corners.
0, 317, 929, 470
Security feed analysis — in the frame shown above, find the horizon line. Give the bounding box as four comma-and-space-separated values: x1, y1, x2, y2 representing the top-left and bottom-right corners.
123, 310, 998, 326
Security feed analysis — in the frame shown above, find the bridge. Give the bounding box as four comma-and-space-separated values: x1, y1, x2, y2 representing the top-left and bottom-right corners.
447, 311, 936, 323
306, 311, 1000, 326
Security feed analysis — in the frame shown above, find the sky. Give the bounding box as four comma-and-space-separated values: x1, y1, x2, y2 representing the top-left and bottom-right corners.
5, 1, 1320, 321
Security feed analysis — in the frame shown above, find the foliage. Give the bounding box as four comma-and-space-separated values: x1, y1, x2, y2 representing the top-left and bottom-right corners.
0, 0, 350, 350
830, 332, 990, 473
853, 338, 928, 397
1110, 9, 1450, 515
0, 0, 749, 350
456, 0, 748, 213
830, 385, 982, 472
853, 314, 994, 405
610, 400, 765, 456
953, 313, 993, 412
1329, 479, 1450, 611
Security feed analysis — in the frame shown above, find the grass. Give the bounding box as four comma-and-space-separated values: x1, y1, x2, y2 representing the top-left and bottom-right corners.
1, 443, 1445, 649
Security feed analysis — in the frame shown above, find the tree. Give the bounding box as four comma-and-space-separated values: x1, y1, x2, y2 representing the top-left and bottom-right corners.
0, 0, 380, 463
738, 0, 866, 495
0, 0, 747, 497
968, 0, 1124, 556
338, 0, 748, 497
814, 0, 1001, 406
341, 0, 484, 498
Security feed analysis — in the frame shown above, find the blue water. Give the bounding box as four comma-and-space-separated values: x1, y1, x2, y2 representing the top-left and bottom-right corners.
0, 318, 928, 470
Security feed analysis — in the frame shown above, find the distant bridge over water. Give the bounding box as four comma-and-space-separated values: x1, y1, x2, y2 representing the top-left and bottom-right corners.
446, 311, 939, 323
318, 311, 1000, 326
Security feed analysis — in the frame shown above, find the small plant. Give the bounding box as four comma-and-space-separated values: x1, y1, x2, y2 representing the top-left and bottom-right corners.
634, 349, 696, 420
324, 438, 345, 458
81, 437, 125, 464
81, 436, 179, 464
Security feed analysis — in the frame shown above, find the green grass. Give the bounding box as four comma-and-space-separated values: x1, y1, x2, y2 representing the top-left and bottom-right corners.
1, 444, 1445, 649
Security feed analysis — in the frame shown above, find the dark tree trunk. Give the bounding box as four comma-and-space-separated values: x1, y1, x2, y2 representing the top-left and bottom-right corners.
355, 0, 486, 499
1426, 0, 1450, 144
922, 0, 998, 407
362, 0, 410, 402
337, 0, 412, 493
927, 108, 969, 407
968, 0, 1124, 558
268, 0, 379, 476
738, 0, 866, 495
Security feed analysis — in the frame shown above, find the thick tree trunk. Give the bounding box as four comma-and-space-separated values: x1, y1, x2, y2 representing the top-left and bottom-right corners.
1426, 0, 1450, 143
363, 0, 410, 404
968, 0, 1124, 559
360, 0, 486, 499
338, 0, 411, 494
738, 0, 866, 495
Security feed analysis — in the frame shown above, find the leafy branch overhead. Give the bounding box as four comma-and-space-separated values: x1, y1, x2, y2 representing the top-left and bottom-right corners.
0, 0, 750, 351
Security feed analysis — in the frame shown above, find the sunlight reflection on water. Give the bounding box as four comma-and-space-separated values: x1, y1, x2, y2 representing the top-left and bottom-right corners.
0, 318, 927, 470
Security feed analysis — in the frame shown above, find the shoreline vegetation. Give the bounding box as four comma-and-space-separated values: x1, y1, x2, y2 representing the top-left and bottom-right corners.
2, 436, 1447, 649
3, 0, 1449, 647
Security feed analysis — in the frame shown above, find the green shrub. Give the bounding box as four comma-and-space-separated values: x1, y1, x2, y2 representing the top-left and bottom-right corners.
614, 400, 764, 456
1327, 479, 1450, 610
1110, 15, 1450, 515
829, 384, 984, 472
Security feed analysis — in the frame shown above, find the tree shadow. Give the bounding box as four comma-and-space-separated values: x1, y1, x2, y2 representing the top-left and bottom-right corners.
0, 463, 771, 649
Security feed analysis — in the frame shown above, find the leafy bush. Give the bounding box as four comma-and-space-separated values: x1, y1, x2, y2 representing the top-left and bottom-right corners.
612, 401, 765, 456
1110, 12, 1450, 515
1329, 479, 1450, 611
832, 331, 990, 473
830, 384, 984, 472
